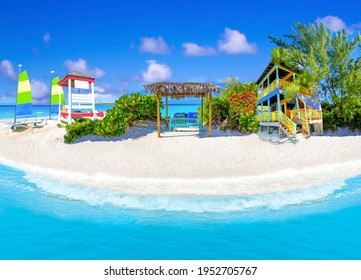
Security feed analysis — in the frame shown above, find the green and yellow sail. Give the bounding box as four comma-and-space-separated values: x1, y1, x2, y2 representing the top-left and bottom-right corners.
50, 76, 65, 114
16, 70, 32, 116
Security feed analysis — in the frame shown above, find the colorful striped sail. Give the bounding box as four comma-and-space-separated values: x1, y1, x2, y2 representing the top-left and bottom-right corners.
16, 70, 32, 116
50, 76, 65, 114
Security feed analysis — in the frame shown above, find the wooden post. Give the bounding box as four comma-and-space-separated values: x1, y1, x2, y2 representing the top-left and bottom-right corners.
91, 81, 95, 120
267, 99, 270, 122
156, 92, 161, 138
165, 95, 168, 127
208, 91, 212, 137
276, 66, 279, 88
277, 93, 281, 122
277, 93, 281, 137
201, 95, 204, 125
68, 78, 72, 125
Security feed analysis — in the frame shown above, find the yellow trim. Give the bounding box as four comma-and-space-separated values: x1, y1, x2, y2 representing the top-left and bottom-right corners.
258, 65, 276, 87
277, 65, 295, 75
257, 111, 278, 122
281, 72, 294, 82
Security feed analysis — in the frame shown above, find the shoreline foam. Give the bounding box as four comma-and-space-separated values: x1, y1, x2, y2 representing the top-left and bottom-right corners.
0, 123, 360, 196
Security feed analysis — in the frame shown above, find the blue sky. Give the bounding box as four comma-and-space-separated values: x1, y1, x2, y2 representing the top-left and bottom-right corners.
1, 0, 360, 104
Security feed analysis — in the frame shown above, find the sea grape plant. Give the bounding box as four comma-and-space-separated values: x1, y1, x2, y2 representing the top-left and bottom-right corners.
64, 93, 162, 143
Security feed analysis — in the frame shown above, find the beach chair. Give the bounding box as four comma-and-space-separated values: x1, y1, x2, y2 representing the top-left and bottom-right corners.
169, 112, 202, 132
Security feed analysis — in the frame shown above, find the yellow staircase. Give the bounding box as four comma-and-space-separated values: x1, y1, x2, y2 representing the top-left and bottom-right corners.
279, 111, 297, 141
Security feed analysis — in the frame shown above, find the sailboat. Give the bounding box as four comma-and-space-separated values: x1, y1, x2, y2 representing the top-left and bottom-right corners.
50, 76, 65, 120
11, 69, 39, 130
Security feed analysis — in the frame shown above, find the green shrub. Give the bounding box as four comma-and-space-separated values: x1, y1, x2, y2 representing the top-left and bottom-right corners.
200, 95, 230, 124
199, 78, 258, 133
64, 118, 96, 144
64, 93, 162, 143
321, 99, 361, 131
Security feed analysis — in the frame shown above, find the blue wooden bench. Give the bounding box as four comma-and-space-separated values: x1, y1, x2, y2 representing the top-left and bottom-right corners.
169, 118, 202, 132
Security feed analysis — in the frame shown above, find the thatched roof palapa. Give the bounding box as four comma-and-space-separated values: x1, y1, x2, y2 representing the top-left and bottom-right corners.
145, 82, 220, 137
144, 82, 221, 98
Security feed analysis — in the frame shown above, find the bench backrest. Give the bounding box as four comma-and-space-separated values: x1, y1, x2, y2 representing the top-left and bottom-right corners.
170, 118, 201, 125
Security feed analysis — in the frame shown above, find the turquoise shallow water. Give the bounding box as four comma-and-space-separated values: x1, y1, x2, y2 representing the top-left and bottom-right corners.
0, 104, 200, 120
0, 163, 361, 260
0, 105, 114, 120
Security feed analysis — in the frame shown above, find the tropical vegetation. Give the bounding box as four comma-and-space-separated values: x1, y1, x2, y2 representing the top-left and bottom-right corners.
64, 93, 161, 143
200, 77, 259, 133
269, 22, 361, 130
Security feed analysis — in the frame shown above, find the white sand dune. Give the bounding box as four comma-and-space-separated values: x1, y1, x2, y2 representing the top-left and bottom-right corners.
0, 122, 360, 195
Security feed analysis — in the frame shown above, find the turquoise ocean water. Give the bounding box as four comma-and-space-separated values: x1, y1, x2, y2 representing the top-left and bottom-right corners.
0, 163, 361, 260
0, 103, 200, 120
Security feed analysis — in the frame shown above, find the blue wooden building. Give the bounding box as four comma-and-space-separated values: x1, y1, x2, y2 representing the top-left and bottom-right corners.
256, 61, 323, 142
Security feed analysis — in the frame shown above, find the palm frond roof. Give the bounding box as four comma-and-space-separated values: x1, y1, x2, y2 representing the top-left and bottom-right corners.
144, 82, 221, 97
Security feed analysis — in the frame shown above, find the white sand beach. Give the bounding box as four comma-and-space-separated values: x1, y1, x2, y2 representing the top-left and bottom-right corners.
0, 122, 361, 195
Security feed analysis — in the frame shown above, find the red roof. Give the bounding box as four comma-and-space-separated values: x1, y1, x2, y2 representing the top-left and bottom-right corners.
58, 71, 95, 87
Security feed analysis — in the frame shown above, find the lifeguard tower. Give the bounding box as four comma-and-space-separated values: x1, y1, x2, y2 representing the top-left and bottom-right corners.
58, 71, 96, 124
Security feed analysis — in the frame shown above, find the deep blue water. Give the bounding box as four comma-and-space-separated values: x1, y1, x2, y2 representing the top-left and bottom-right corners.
0, 164, 361, 260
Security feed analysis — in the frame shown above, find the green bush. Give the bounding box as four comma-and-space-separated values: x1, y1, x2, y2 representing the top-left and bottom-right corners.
200, 95, 230, 124
64, 93, 162, 143
199, 78, 258, 133
321, 99, 361, 131
64, 118, 96, 144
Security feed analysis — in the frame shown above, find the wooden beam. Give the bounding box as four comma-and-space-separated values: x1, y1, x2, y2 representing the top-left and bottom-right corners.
165, 95, 168, 127
156, 92, 161, 138
278, 65, 295, 75
208, 91, 212, 136
281, 72, 293, 82
277, 93, 281, 122
201, 94, 204, 127
68, 78, 72, 125
258, 65, 276, 87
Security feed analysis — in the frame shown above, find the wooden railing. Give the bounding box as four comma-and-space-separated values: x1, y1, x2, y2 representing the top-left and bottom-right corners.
307, 110, 322, 121
257, 111, 278, 122
302, 117, 310, 136
258, 80, 291, 101
290, 109, 322, 121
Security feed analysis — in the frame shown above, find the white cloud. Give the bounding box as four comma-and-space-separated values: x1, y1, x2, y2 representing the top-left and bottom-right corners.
93, 85, 118, 102
218, 28, 257, 54
316, 16, 361, 34
142, 60, 172, 83
43, 32, 50, 43
63, 58, 106, 78
91, 67, 106, 79
316, 16, 346, 32
139, 36, 170, 54
182, 42, 217, 56
30, 79, 49, 105
0, 60, 17, 80
94, 86, 105, 93
347, 22, 361, 34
